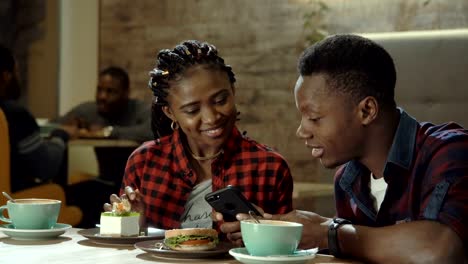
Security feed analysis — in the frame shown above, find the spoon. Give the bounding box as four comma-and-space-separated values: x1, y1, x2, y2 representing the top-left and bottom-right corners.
248, 210, 261, 224
2, 191, 15, 203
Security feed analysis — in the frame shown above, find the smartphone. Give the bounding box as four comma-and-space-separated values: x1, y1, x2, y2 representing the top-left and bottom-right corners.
205, 185, 262, 222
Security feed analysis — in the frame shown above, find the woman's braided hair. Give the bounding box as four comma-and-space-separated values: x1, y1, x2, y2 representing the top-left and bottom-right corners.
148, 40, 236, 139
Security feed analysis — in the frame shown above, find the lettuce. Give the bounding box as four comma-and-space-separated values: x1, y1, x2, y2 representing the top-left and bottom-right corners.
164, 235, 219, 247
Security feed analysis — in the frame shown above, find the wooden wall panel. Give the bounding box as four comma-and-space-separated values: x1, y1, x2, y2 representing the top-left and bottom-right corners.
98, 0, 468, 183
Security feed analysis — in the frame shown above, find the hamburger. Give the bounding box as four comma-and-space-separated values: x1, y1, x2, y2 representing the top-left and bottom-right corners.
164, 228, 219, 251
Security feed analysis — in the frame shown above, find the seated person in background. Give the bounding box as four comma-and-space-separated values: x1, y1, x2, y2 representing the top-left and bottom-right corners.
0, 45, 76, 192
104, 40, 294, 231
220, 34, 467, 263
56, 66, 153, 184
55, 66, 152, 142
56, 67, 153, 228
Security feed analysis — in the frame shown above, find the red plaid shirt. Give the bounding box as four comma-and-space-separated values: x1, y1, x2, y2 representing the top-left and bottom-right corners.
334, 109, 468, 247
122, 126, 293, 229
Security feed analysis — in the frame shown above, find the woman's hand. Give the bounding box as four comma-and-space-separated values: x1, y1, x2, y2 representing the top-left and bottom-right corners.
103, 186, 146, 226
215, 204, 266, 247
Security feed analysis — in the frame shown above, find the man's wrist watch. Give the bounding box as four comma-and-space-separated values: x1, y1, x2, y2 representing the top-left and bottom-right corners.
328, 218, 351, 257
102, 126, 114, 138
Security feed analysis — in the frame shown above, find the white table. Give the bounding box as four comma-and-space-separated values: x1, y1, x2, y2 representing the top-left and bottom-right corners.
0, 228, 359, 264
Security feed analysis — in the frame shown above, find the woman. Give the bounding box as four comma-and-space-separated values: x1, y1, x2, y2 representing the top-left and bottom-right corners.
106, 40, 293, 230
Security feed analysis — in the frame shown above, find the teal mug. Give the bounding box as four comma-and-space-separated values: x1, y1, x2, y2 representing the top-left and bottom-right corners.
0, 199, 61, 229
241, 219, 303, 256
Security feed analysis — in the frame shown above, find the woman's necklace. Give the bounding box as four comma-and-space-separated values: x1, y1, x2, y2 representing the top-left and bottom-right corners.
189, 149, 223, 161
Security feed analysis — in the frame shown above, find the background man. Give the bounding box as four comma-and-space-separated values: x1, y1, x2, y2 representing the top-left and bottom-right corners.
56, 66, 152, 228
55, 66, 152, 142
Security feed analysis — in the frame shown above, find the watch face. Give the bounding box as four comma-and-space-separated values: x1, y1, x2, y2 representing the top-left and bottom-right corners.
103, 126, 113, 137
334, 218, 351, 225
330, 218, 351, 229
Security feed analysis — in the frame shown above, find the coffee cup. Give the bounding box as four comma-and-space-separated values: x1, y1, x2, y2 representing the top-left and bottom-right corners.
241, 219, 303, 256
0, 199, 61, 229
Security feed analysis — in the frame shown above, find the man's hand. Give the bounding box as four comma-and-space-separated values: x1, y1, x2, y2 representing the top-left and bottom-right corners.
63, 117, 89, 129
215, 212, 246, 246
58, 124, 80, 139
267, 210, 332, 249
62, 117, 108, 138
76, 125, 107, 138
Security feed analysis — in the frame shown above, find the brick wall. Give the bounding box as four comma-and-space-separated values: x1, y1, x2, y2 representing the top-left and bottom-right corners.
99, 0, 468, 183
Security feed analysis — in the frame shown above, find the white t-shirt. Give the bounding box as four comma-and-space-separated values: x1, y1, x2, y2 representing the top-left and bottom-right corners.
180, 179, 213, 228
370, 174, 388, 212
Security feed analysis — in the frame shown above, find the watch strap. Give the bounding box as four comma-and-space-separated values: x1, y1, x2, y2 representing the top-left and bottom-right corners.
328, 218, 351, 257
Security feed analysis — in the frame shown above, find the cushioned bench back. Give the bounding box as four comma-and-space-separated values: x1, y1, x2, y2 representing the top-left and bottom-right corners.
363, 29, 468, 127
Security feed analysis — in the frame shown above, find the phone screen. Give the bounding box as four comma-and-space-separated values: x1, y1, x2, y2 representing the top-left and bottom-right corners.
205, 186, 261, 222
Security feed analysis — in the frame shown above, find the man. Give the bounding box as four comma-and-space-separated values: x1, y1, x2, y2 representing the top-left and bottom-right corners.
56, 66, 152, 228
55, 66, 152, 142
219, 35, 467, 263
0, 45, 75, 191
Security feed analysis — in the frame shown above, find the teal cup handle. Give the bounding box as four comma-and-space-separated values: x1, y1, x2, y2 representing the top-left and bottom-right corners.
0, 205, 13, 223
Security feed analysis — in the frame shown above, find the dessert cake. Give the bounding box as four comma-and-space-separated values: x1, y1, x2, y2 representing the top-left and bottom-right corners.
100, 199, 140, 237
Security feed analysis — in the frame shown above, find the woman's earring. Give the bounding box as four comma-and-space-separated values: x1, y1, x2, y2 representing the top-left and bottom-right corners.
171, 121, 179, 131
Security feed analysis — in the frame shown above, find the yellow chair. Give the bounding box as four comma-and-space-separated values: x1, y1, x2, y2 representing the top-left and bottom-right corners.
0, 108, 82, 226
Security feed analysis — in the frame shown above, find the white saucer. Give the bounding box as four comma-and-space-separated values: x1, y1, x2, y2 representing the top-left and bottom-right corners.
0, 223, 71, 240
229, 247, 317, 264
78, 227, 165, 245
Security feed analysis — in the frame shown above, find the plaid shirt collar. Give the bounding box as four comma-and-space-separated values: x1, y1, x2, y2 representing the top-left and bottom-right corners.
339, 108, 419, 191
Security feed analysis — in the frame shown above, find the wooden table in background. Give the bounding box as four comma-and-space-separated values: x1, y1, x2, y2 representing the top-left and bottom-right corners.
68, 139, 139, 147
67, 139, 139, 185
0, 228, 360, 264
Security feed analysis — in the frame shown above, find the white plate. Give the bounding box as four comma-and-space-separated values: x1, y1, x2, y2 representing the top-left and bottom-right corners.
135, 239, 233, 259
229, 247, 317, 264
78, 227, 165, 245
0, 223, 71, 240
